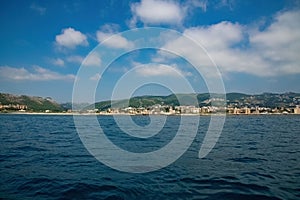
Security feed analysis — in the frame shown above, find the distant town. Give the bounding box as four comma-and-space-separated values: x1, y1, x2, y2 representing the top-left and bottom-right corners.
1, 92, 300, 115
83, 104, 300, 115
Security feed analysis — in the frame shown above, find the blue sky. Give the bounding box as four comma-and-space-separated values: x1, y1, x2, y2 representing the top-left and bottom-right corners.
0, 0, 299, 103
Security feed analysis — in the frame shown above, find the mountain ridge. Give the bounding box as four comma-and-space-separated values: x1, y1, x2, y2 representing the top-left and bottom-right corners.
1, 92, 299, 112
0, 93, 63, 112
92, 92, 300, 111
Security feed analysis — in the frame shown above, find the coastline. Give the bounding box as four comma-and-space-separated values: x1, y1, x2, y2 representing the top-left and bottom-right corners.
1, 111, 299, 116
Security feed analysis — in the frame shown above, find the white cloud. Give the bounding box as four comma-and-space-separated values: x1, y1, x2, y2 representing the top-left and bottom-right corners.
96, 32, 134, 49
89, 73, 101, 81
55, 28, 88, 49
66, 55, 84, 64
96, 25, 134, 49
0, 66, 75, 81
108, 66, 129, 73
249, 10, 300, 75
130, 0, 184, 26
129, 0, 209, 27
135, 63, 190, 77
184, 0, 208, 13
161, 9, 300, 77
82, 52, 101, 67
185, 21, 244, 49
51, 58, 65, 67
215, 0, 235, 10
98, 23, 120, 33
151, 49, 181, 63
30, 3, 46, 15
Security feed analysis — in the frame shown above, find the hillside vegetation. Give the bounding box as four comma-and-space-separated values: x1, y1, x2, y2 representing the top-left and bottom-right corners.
0, 93, 63, 112
1, 92, 299, 112
92, 92, 300, 111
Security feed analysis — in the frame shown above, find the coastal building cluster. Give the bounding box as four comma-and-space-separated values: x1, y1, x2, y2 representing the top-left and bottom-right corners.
89, 104, 300, 115
0, 104, 27, 111
1, 103, 299, 115
1, 97, 300, 115
227, 105, 300, 115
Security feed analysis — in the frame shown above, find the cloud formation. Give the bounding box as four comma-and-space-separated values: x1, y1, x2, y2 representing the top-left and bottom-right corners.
55, 28, 88, 49
250, 10, 300, 75
96, 25, 134, 49
82, 52, 101, 67
97, 32, 134, 49
185, 21, 244, 49
30, 3, 46, 15
66, 55, 84, 64
0, 66, 75, 81
184, 0, 208, 13
161, 9, 300, 77
129, 0, 209, 27
135, 63, 190, 77
130, 0, 184, 26
51, 58, 65, 67
89, 73, 101, 81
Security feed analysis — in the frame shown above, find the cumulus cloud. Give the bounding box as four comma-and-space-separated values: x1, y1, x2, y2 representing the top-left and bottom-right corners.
161, 9, 300, 77
249, 10, 300, 75
55, 28, 88, 49
66, 55, 84, 64
89, 73, 101, 81
129, 0, 209, 27
97, 32, 134, 49
51, 58, 65, 67
135, 63, 191, 77
130, 0, 184, 26
96, 25, 134, 49
185, 22, 244, 49
0, 66, 75, 81
82, 52, 101, 67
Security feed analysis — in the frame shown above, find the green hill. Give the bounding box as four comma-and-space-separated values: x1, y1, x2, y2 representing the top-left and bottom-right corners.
0, 93, 63, 112
93, 93, 224, 111
92, 92, 300, 111
1, 92, 299, 113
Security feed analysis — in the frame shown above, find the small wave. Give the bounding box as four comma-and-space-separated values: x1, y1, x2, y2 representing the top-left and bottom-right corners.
180, 178, 269, 190
17, 178, 62, 198
242, 172, 276, 180
15, 146, 46, 152
227, 156, 267, 163
205, 192, 281, 200
61, 182, 123, 199
178, 177, 272, 198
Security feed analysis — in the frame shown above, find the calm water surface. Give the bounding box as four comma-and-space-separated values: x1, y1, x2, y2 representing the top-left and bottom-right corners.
0, 114, 299, 199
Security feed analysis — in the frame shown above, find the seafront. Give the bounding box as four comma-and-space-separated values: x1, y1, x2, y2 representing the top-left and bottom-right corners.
3, 110, 300, 116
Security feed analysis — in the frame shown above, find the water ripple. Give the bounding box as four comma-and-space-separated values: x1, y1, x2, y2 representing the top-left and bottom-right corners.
0, 114, 299, 199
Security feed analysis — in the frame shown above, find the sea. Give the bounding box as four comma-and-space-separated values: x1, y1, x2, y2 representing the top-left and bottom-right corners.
0, 114, 299, 200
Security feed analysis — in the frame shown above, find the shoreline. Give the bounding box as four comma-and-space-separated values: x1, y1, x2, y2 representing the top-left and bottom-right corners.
1, 111, 299, 116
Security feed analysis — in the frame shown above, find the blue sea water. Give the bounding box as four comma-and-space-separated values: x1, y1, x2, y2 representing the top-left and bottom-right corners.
0, 114, 299, 199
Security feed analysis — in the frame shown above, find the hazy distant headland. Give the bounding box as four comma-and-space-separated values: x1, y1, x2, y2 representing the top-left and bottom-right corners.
0, 92, 299, 115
